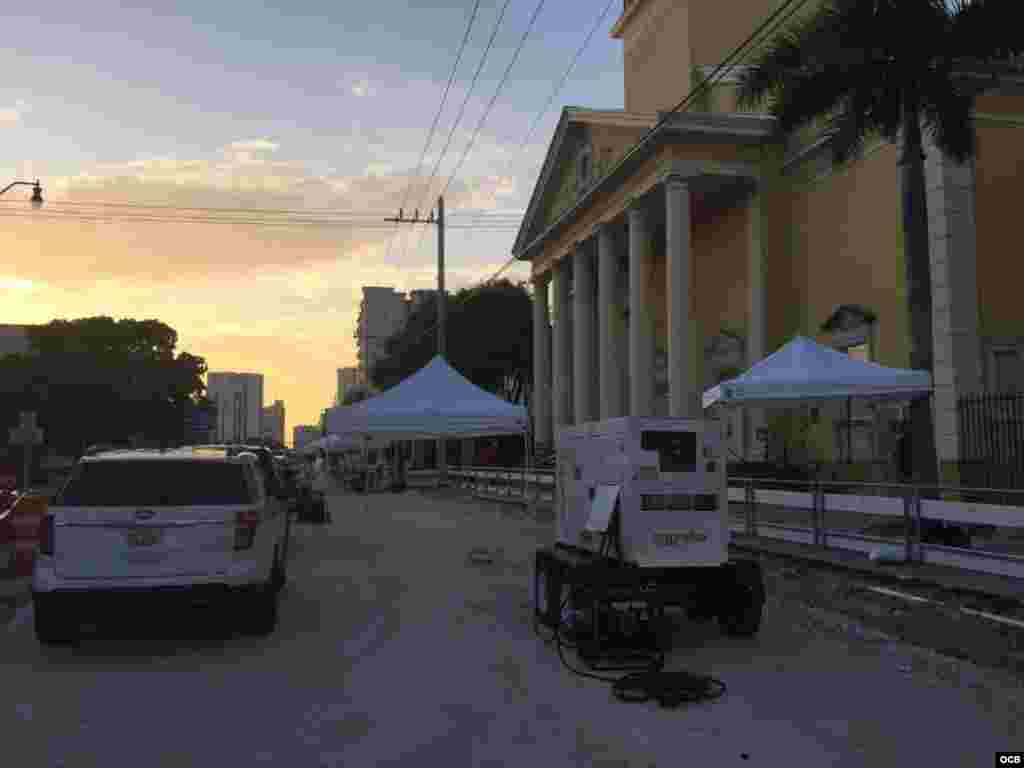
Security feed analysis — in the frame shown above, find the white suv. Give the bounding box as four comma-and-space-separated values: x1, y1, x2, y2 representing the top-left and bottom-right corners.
32, 448, 293, 644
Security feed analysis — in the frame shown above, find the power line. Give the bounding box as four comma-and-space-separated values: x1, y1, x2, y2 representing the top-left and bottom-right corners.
0, 209, 521, 230
376, 253, 525, 355
440, 0, 548, 200
518, 0, 616, 152
571, 0, 811, 210
407, 0, 610, 259
0, 197, 525, 220
390, 0, 813, 359
386, 0, 484, 264
402, 0, 516, 264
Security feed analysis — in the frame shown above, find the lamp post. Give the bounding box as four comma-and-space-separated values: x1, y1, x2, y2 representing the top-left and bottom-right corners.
0, 179, 44, 208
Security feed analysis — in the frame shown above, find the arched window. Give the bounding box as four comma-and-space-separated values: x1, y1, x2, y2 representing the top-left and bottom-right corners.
576, 145, 593, 195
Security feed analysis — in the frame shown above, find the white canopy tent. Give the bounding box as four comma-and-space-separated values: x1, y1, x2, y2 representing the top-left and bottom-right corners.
325, 355, 528, 439
702, 336, 932, 465
702, 336, 932, 409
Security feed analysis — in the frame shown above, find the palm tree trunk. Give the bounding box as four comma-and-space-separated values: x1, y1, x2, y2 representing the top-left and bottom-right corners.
899, 93, 940, 492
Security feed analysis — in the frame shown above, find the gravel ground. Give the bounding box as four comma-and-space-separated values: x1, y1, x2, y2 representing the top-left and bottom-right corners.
0, 487, 1020, 767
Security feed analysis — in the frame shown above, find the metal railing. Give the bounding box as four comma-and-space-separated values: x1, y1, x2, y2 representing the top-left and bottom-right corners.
406, 467, 1024, 581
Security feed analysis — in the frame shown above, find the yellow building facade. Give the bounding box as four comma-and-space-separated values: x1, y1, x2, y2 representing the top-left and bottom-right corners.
513, 0, 1024, 478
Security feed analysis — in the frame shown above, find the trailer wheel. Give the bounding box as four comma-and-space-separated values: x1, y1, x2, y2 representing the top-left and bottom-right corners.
718, 560, 765, 637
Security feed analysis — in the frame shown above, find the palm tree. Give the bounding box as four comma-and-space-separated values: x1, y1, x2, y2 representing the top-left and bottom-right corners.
736, 0, 1022, 486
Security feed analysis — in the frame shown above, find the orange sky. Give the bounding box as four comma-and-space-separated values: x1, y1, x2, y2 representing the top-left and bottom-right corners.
1, 141, 533, 443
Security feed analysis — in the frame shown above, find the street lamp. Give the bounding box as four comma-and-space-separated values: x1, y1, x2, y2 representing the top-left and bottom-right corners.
0, 179, 44, 209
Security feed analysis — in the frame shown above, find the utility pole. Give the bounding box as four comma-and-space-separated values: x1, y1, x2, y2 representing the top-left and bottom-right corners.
386, 195, 448, 485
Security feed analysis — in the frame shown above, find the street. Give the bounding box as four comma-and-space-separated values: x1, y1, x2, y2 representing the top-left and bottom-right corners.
2, 487, 1020, 767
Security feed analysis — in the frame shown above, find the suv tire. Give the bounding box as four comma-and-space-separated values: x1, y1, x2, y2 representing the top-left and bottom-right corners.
242, 585, 279, 637
271, 544, 288, 593
33, 595, 77, 646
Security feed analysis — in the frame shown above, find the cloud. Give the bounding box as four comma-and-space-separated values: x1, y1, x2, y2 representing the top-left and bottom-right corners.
351, 80, 371, 98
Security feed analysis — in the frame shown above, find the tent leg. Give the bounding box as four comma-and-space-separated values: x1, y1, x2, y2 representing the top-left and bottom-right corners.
847, 397, 853, 464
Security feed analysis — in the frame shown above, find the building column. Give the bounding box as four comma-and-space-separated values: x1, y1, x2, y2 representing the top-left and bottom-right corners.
629, 200, 657, 417
925, 133, 982, 477
665, 174, 700, 418
573, 240, 598, 424
598, 222, 626, 418
552, 257, 574, 430
531, 273, 553, 449
745, 190, 768, 460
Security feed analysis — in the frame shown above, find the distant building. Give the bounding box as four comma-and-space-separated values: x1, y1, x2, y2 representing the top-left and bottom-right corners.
260, 400, 285, 446
0, 324, 36, 358
293, 425, 320, 451
355, 287, 410, 385
354, 287, 445, 387
337, 366, 360, 404
206, 372, 264, 443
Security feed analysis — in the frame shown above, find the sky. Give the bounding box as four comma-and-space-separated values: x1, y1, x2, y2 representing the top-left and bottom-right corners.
0, 0, 626, 443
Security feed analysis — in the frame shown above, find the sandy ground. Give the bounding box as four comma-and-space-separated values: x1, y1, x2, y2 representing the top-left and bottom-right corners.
0, 487, 1020, 767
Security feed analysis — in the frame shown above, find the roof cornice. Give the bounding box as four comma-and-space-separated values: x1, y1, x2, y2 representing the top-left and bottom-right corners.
610, 0, 648, 39
514, 111, 777, 262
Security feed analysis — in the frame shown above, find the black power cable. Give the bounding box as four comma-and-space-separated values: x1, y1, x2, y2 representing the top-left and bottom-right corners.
532, 509, 727, 708
550, 584, 727, 708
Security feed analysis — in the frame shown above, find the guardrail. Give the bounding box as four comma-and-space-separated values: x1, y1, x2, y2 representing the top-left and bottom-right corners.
406, 466, 1024, 581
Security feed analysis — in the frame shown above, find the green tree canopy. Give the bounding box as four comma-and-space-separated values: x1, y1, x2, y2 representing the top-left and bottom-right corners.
0, 317, 208, 456
369, 279, 532, 405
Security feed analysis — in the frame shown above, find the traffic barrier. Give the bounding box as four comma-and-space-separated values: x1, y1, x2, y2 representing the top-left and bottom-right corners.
8, 493, 47, 578
0, 503, 13, 578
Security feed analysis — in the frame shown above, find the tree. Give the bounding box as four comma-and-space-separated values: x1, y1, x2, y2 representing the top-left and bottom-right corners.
0, 317, 208, 455
369, 279, 533, 405
735, 0, 1021, 486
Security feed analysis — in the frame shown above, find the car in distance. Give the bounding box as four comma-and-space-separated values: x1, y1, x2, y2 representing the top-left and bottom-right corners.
31, 448, 292, 645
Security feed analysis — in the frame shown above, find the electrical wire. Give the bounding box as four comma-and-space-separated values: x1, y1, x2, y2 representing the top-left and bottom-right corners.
518, 0, 617, 153
0, 209, 521, 230
533, 570, 728, 708
386, 0, 484, 264
439, 0, 548, 200
403, 0, 516, 264
0, 199, 524, 222
370, 0, 812, 368
568, 0, 811, 203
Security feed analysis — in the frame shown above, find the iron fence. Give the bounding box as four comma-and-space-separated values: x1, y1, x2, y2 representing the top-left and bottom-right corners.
958, 392, 1024, 491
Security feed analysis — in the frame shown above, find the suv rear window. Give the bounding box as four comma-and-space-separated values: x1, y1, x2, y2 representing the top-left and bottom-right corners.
56, 460, 258, 507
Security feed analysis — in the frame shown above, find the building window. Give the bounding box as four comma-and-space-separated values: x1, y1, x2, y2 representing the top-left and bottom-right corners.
576, 146, 593, 195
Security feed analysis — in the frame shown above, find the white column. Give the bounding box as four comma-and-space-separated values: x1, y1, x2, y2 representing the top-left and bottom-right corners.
552, 258, 573, 430
532, 274, 553, 448
573, 240, 597, 424
629, 200, 656, 417
925, 135, 982, 473
665, 174, 699, 418
598, 222, 626, 418
745, 191, 768, 460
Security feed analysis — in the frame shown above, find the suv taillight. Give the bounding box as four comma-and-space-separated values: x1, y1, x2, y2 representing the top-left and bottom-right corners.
234, 509, 260, 551
39, 514, 55, 556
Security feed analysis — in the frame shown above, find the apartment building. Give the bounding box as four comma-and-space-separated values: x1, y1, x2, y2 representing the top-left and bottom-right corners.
206, 372, 264, 443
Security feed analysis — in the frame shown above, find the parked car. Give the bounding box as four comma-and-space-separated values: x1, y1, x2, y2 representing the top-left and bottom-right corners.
31, 448, 292, 645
